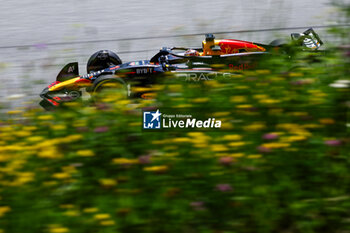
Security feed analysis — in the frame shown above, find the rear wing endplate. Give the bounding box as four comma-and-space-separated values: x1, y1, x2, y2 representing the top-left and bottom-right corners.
56, 62, 79, 82
291, 28, 323, 50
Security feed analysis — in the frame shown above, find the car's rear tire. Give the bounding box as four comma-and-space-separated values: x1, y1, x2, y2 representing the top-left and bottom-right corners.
269, 39, 287, 47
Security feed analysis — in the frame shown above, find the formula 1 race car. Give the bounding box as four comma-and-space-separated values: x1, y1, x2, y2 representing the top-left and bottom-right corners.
39, 28, 323, 110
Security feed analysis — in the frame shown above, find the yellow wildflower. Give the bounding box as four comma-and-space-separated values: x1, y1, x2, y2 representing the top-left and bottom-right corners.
129, 122, 142, 127
191, 97, 209, 103
143, 165, 168, 172
27, 136, 45, 143
51, 125, 67, 131
23, 126, 37, 131
228, 141, 246, 147
2, 145, 23, 152
76, 150, 95, 157
222, 134, 242, 141
49, 227, 69, 233
319, 118, 335, 125
164, 152, 179, 157
235, 85, 249, 89
230, 153, 245, 158
117, 100, 131, 105
290, 129, 311, 137
220, 122, 234, 129
232, 74, 244, 78
131, 87, 154, 93
38, 148, 62, 159
63, 210, 80, 217
212, 112, 231, 117
289, 112, 308, 117
253, 94, 269, 99
193, 143, 208, 148
72, 120, 87, 128
270, 77, 284, 82
0, 126, 13, 132
236, 104, 253, 109
174, 104, 193, 108
83, 208, 99, 213
151, 85, 165, 91
168, 84, 183, 92
288, 72, 303, 77
261, 142, 290, 149
22, 112, 35, 117
43, 181, 58, 186
230, 96, 247, 103
94, 213, 111, 220
112, 158, 139, 165
313, 92, 327, 97
7, 110, 23, 115
303, 124, 323, 129
62, 134, 83, 143
188, 132, 211, 141
247, 154, 262, 159
277, 123, 300, 130
1, 136, 15, 141
152, 140, 167, 145
14, 131, 32, 137
14, 172, 35, 185
259, 99, 280, 104
256, 69, 271, 75
64, 102, 81, 108
211, 144, 229, 152
204, 80, 222, 88
62, 166, 77, 174
99, 179, 118, 187
35, 139, 56, 149
52, 173, 71, 179
0, 206, 11, 217
38, 115, 54, 120
100, 220, 115, 226
171, 137, 192, 143
281, 135, 307, 142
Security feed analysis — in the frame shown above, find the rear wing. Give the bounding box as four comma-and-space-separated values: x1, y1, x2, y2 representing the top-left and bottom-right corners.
291, 28, 323, 50
56, 62, 79, 82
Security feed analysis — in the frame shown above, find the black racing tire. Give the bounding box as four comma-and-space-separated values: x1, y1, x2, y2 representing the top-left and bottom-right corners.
91, 75, 128, 101
269, 39, 287, 47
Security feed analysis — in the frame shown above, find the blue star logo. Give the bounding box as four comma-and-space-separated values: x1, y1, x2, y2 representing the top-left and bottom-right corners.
143, 110, 162, 129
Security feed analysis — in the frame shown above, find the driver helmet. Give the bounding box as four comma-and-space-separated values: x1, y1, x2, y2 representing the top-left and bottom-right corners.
184, 49, 200, 57
87, 50, 122, 73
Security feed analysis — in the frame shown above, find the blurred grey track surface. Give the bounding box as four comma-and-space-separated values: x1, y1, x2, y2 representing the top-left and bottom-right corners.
0, 0, 346, 109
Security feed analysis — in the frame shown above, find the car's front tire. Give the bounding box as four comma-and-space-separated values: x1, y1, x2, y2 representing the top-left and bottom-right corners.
91, 76, 128, 102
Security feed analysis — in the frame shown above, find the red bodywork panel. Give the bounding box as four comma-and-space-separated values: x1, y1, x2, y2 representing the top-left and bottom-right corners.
218, 39, 266, 54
